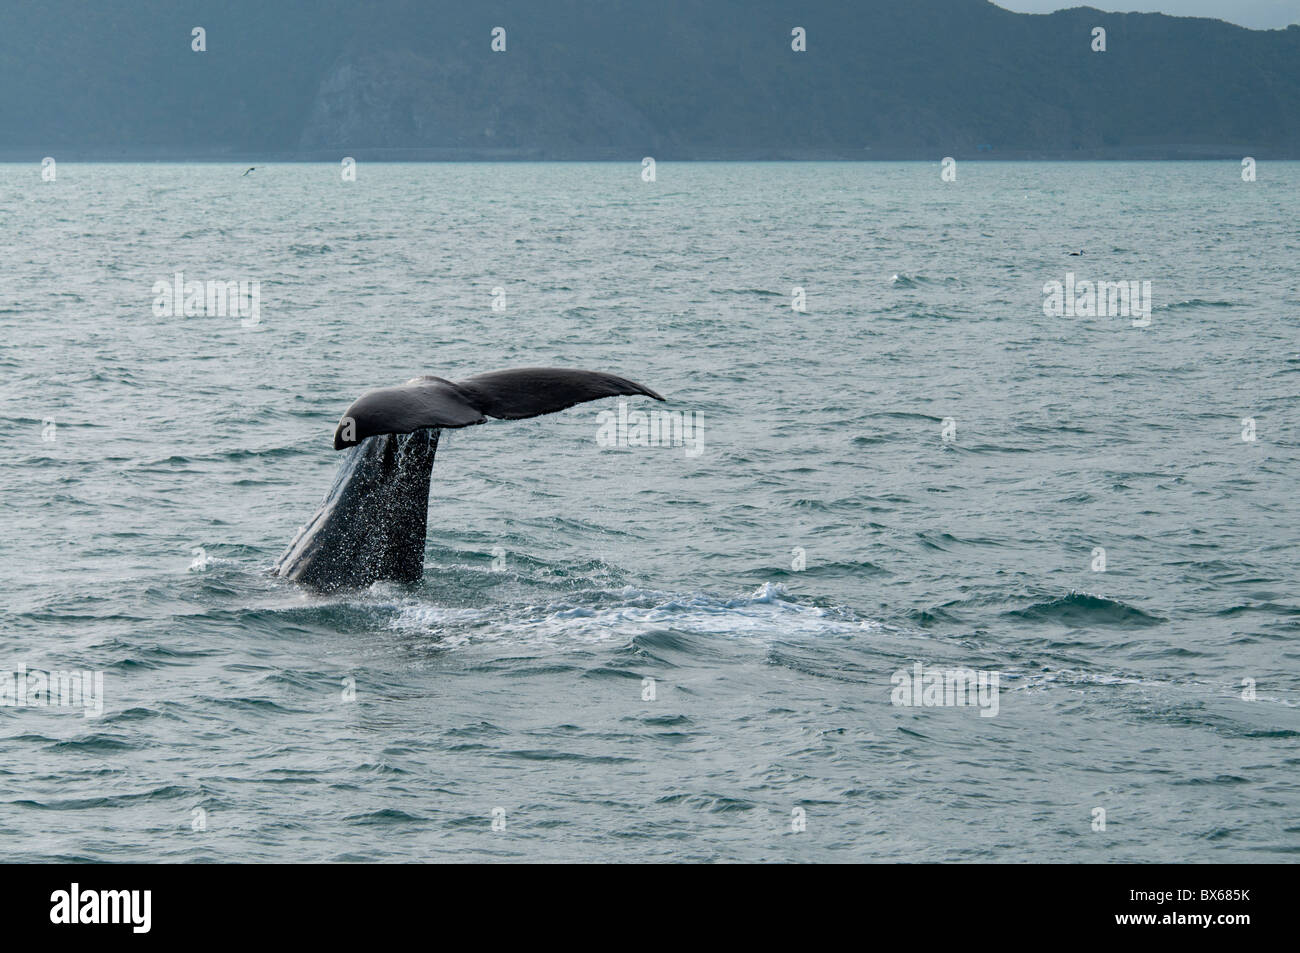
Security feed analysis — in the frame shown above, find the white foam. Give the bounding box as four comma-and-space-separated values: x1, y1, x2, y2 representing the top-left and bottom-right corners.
386, 581, 880, 649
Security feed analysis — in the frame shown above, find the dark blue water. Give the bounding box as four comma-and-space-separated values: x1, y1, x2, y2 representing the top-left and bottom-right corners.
1, 162, 1297, 861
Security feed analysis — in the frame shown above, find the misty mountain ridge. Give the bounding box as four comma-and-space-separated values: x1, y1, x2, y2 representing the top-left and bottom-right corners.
3, 0, 1298, 159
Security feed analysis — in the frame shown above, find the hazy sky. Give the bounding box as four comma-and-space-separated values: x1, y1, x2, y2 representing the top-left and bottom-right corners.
996, 1, 1300, 30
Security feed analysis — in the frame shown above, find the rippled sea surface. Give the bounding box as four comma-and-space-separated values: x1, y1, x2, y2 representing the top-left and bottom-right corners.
1, 162, 1297, 862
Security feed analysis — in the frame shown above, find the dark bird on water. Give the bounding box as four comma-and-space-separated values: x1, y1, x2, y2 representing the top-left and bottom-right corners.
242, 167, 257, 176
272, 366, 665, 591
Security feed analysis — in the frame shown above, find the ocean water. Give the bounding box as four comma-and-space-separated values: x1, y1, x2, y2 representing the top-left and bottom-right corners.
1, 161, 1297, 862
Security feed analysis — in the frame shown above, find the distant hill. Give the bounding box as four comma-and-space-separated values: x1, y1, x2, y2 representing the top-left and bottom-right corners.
2, 0, 1298, 159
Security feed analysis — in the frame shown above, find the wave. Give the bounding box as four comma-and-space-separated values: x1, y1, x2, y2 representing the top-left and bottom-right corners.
1003, 591, 1166, 627
889, 273, 958, 288
1152, 298, 1236, 312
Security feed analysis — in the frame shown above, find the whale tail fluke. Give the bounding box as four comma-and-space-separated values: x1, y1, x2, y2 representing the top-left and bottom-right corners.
334, 367, 665, 450
275, 367, 664, 590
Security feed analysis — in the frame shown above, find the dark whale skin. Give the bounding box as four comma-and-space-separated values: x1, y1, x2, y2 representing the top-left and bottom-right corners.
274, 367, 664, 591
333, 368, 664, 449
273, 429, 439, 591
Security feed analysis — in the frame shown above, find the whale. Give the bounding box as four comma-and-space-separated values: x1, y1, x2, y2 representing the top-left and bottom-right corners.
272, 367, 664, 591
